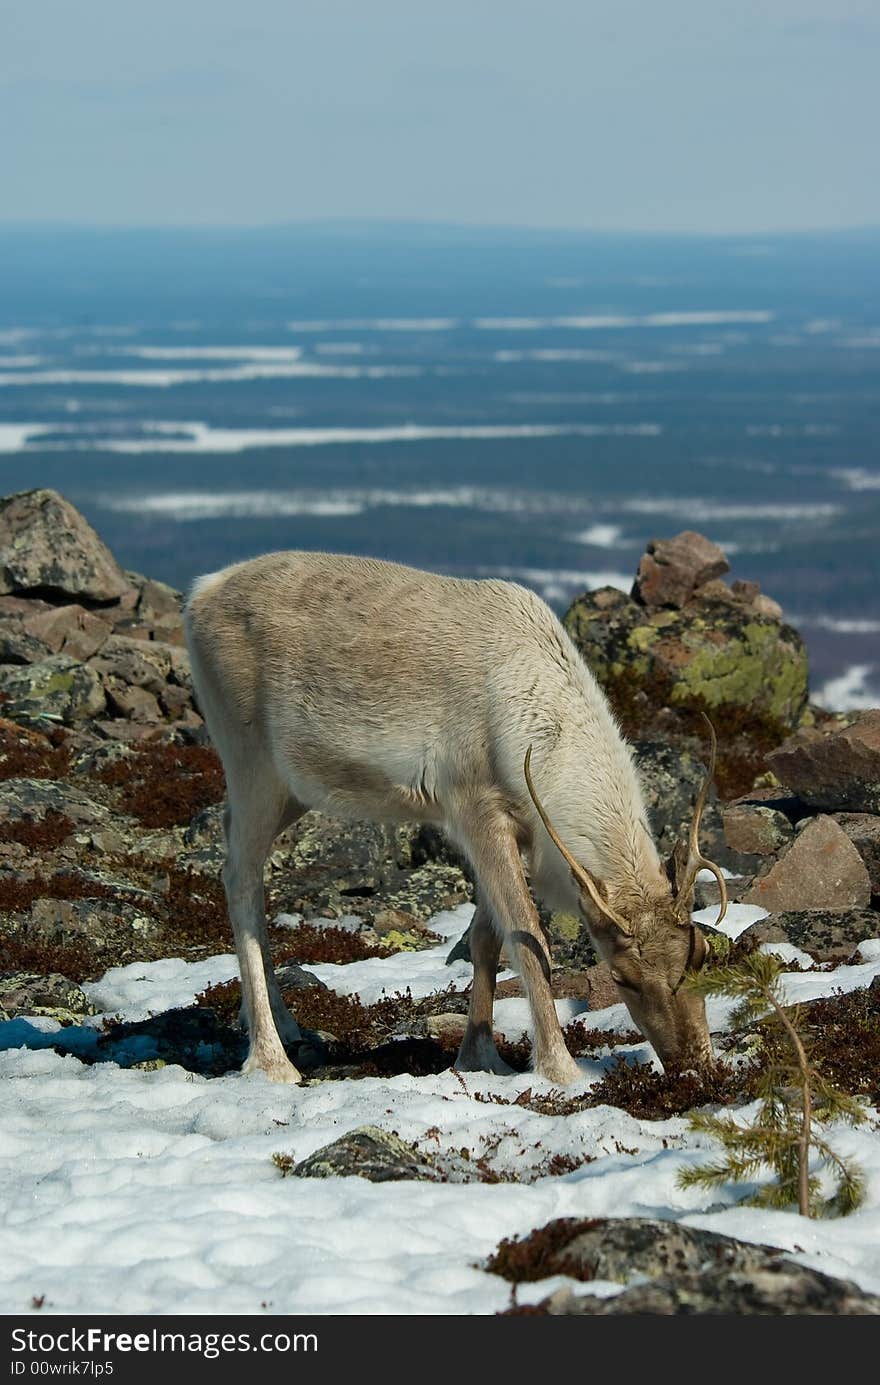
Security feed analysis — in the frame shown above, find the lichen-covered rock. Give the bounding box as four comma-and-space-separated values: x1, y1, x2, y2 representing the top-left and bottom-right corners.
285, 1126, 442, 1182
0, 625, 52, 665
564, 584, 809, 737
743, 815, 871, 912
24, 897, 160, 949
0, 777, 109, 828
0, 656, 106, 725
0, 489, 130, 603
746, 908, 880, 961
492, 1217, 880, 1315
634, 738, 760, 874
0, 971, 96, 1023
722, 802, 794, 856
271, 811, 472, 924
768, 710, 880, 814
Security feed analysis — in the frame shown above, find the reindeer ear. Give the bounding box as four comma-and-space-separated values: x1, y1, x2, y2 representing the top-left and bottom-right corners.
689, 927, 710, 972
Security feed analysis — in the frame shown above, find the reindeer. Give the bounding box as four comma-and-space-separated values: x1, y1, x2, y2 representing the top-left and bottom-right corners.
184, 551, 727, 1086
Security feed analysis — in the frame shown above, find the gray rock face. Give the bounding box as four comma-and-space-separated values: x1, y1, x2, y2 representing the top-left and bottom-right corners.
744, 815, 871, 912
286, 1126, 442, 1182
746, 909, 880, 961
0, 656, 106, 725
0, 777, 109, 828
769, 710, 880, 814
492, 1217, 880, 1316
633, 530, 730, 609
0, 489, 130, 603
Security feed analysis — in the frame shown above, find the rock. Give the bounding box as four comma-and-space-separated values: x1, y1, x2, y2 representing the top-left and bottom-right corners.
743, 815, 871, 912
0, 657, 106, 725
272, 811, 472, 924
722, 802, 794, 856
833, 814, 880, 895
286, 1126, 442, 1182
564, 581, 808, 764
89, 636, 172, 697
104, 681, 162, 723
22, 606, 112, 661
634, 738, 758, 874
633, 531, 730, 609
0, 489, 130, 603
768, 711, 880, 814
0, 626, 52, 665
0, 777, 109, 829
424, 1012, 469, 1046
0, 971, 96, 1024
24, 897, 159, 950
275, 961, 327, 993
542, 1265, 880, 1316
491, 1217, 880, 1315
746, 909, 880, 961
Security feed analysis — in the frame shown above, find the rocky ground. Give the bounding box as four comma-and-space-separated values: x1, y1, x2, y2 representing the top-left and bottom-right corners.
2, 488, 880, 1315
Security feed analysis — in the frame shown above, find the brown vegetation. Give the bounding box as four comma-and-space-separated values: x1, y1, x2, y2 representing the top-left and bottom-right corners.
0, 812, 75, 851
0, 719, 70, 781
96, 741, 225, 827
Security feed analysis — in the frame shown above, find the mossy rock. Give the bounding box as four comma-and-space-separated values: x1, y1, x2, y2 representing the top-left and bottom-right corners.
0, 655, 106, 726
563, 587, 809, 797
564, 587, 808, 727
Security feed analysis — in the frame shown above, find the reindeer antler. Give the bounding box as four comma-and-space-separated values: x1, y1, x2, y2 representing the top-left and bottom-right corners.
673, 713, 728, 929
524, 745, 631, 933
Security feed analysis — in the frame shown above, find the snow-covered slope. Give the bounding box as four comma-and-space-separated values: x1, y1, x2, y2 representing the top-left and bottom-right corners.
1, 903, 879, 1315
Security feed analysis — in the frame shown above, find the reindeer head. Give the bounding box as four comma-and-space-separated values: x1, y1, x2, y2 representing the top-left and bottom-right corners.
524, 717, 727, 1069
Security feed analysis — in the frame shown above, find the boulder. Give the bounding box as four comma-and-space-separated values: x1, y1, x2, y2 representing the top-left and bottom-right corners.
89, 636, 172, 696
0, 489, 130, 603
22, 605, 112, 661
284, 1126, 441, 1182
768, 710, 880, 814
833, 814, 880, 895
746, 909, 880, 962
633, 531, 729, 609
743, 815, 871, 912
0, 627, 52, 665
0, 971, 96, 1024
634, 738, 759, 873
722, 802, 793, 856
563, 581, 809, 781
0, 656, 106, 725
491, 1217, 880, 1315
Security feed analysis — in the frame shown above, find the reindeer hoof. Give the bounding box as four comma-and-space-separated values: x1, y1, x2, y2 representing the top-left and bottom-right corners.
535, 1053, 581, 1086
242, 1052, 303, 1084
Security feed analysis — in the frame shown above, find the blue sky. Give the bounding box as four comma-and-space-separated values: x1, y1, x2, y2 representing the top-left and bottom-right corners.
3, 0, 879, 232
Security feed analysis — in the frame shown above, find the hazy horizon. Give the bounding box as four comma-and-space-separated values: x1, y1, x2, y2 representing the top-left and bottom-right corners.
4, 1, 879, 234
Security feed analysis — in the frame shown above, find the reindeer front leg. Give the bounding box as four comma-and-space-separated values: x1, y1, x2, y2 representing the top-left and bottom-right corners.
457, 802, 580, 1086
455, 896, 514, 1076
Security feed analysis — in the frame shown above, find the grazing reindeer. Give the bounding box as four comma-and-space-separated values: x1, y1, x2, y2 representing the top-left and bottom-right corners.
184, 552, 727, 1086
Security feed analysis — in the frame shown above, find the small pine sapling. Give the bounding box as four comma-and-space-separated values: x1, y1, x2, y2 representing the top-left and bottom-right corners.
678, 943, 866, 1217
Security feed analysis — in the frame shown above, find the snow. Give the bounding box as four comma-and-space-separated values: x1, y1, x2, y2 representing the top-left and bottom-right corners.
1, 899, 879, 1316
